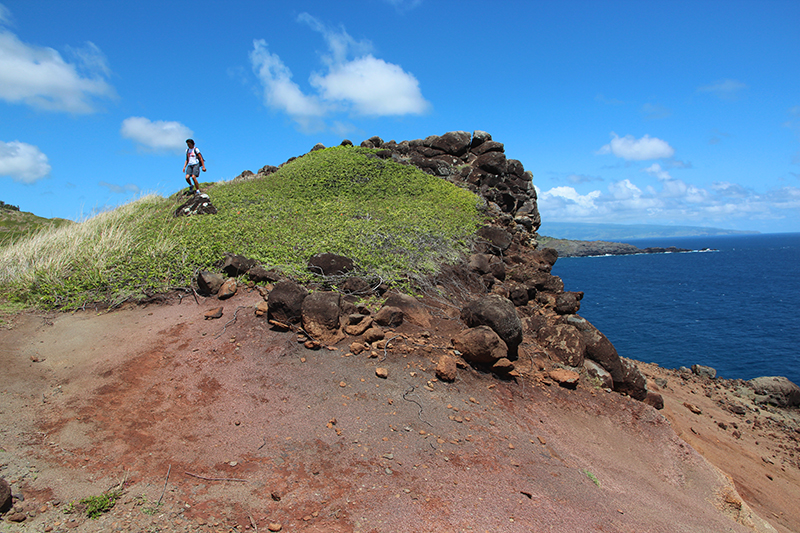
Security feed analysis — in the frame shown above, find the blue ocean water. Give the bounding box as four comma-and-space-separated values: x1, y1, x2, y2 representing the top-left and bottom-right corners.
551, 233, 800, 386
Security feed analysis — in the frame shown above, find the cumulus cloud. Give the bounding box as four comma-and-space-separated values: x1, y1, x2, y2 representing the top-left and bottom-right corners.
698, 79, 747, 100
0, 25, 114, 113
120, 117, 193, 151
250, 14, 430, 130
0, 140, 51, 183
597, 132, 675, 161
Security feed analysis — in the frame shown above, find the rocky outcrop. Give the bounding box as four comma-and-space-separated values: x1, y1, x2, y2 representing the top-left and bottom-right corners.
749, 376, 800, 408
174, 192, 217, 217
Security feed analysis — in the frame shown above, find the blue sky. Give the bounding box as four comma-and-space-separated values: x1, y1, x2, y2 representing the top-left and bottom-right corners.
0, 0, 798, 233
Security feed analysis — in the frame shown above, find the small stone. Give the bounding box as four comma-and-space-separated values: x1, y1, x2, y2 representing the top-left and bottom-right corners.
204, 307, 224, 319
548, 368, 579, 388
339, 381, 347, 387
683, 402, 702, 415
268, 523, 282, 532
375, 368, 389, 379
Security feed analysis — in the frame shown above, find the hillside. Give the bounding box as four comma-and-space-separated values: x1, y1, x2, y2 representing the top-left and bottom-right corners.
0, 131, 797, 533
0, 203, 72, 247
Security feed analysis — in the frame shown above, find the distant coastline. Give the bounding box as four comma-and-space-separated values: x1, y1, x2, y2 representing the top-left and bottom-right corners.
538, 237, 710, 258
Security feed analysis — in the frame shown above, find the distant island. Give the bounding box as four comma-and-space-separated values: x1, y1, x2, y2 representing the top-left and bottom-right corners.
538, 237, 709, 258
537, 221, 757, 241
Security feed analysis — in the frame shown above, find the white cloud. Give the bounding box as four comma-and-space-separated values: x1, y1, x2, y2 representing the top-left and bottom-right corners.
120, 117, 193, 151
698, 79, 747, 100
99, 181, 141, 194
311, 55, 429, 116
538, 173, 799, 227
249, 39, 326, 127
0, 140, 51, 183
0, 3, 11, 25
597, 132, 675, 161
642, 163, 671, 181
0, 28, 114, 113
250, 14, 430, 130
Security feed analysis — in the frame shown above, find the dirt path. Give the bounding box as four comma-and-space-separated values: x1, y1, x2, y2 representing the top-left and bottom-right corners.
0, 289, 796, 532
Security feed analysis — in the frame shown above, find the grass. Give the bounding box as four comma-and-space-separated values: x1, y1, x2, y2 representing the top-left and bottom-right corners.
583, 469, 601, 487
0, 146, 483, 310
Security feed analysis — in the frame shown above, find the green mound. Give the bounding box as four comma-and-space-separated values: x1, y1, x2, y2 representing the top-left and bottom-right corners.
0, 146, 482, 309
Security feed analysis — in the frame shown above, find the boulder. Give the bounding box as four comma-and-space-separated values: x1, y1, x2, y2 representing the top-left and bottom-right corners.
268, 281, 309, 324
222, 253, 257, 277
549, 368, 580, 389
566, 315, 648, 401
475, 151, 507, 175
301, 291, 344, 344
435, 354, 458, 382
382, 293, 431, 328
476, 226, 512, 254
364, 326, 385, 343
644, 392, 665, 410
537, 323, 585, 367
0, 477, 11, 513
748, 376, 800, 408
248, 265, 281, 284
429, 131, 471, 157
344, 316, 373, 336
468, 253, 490, 275
308, 253, 354, 276
341, 276, 372, 295
218, 278, 237, 300
471, 140, 504, 156
555, 291, 583, 315
691, 364, 717, 379
374, 306, 404, 328
453, 326, 509, 366
470, 130, 492, 150
584, 359, 613, 389
460, 294, 523, 357
197, 271, 224, 295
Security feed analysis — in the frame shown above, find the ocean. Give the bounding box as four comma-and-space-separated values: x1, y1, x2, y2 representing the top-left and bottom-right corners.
550, 232, 800, 386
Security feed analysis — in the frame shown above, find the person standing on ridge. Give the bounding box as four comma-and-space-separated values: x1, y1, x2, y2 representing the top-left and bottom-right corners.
183, 138, 206, 194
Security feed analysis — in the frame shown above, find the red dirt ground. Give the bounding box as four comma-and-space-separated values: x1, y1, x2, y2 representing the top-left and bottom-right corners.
1, 288, 797, 532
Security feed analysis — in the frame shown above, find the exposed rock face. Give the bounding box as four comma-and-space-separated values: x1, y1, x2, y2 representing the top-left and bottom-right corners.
351, 131, 540, 229
749, 376, 800, 408
174, 192, 217, 217
461, 295, 523, 357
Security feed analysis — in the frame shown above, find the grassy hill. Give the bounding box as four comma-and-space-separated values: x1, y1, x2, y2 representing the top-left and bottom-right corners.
0, 146, 483, 310
0, 203, 73, 247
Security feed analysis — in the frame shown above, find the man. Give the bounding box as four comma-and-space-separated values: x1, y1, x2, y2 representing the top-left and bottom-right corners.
183, 139, 206, 193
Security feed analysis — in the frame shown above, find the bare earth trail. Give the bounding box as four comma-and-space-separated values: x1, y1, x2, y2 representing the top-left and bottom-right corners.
1, 289, 797, 532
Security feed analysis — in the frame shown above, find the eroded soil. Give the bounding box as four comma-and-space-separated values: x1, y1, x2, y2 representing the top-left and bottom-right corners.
0, 289, 797, 532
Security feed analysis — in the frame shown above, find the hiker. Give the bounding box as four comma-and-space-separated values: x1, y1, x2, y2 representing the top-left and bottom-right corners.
183, 139, 206, 193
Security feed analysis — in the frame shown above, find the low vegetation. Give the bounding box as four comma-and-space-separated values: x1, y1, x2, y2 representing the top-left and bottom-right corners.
0, 146, 483, 310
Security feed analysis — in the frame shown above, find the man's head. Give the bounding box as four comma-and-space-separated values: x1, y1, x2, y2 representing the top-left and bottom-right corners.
186, 139, 195, 148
